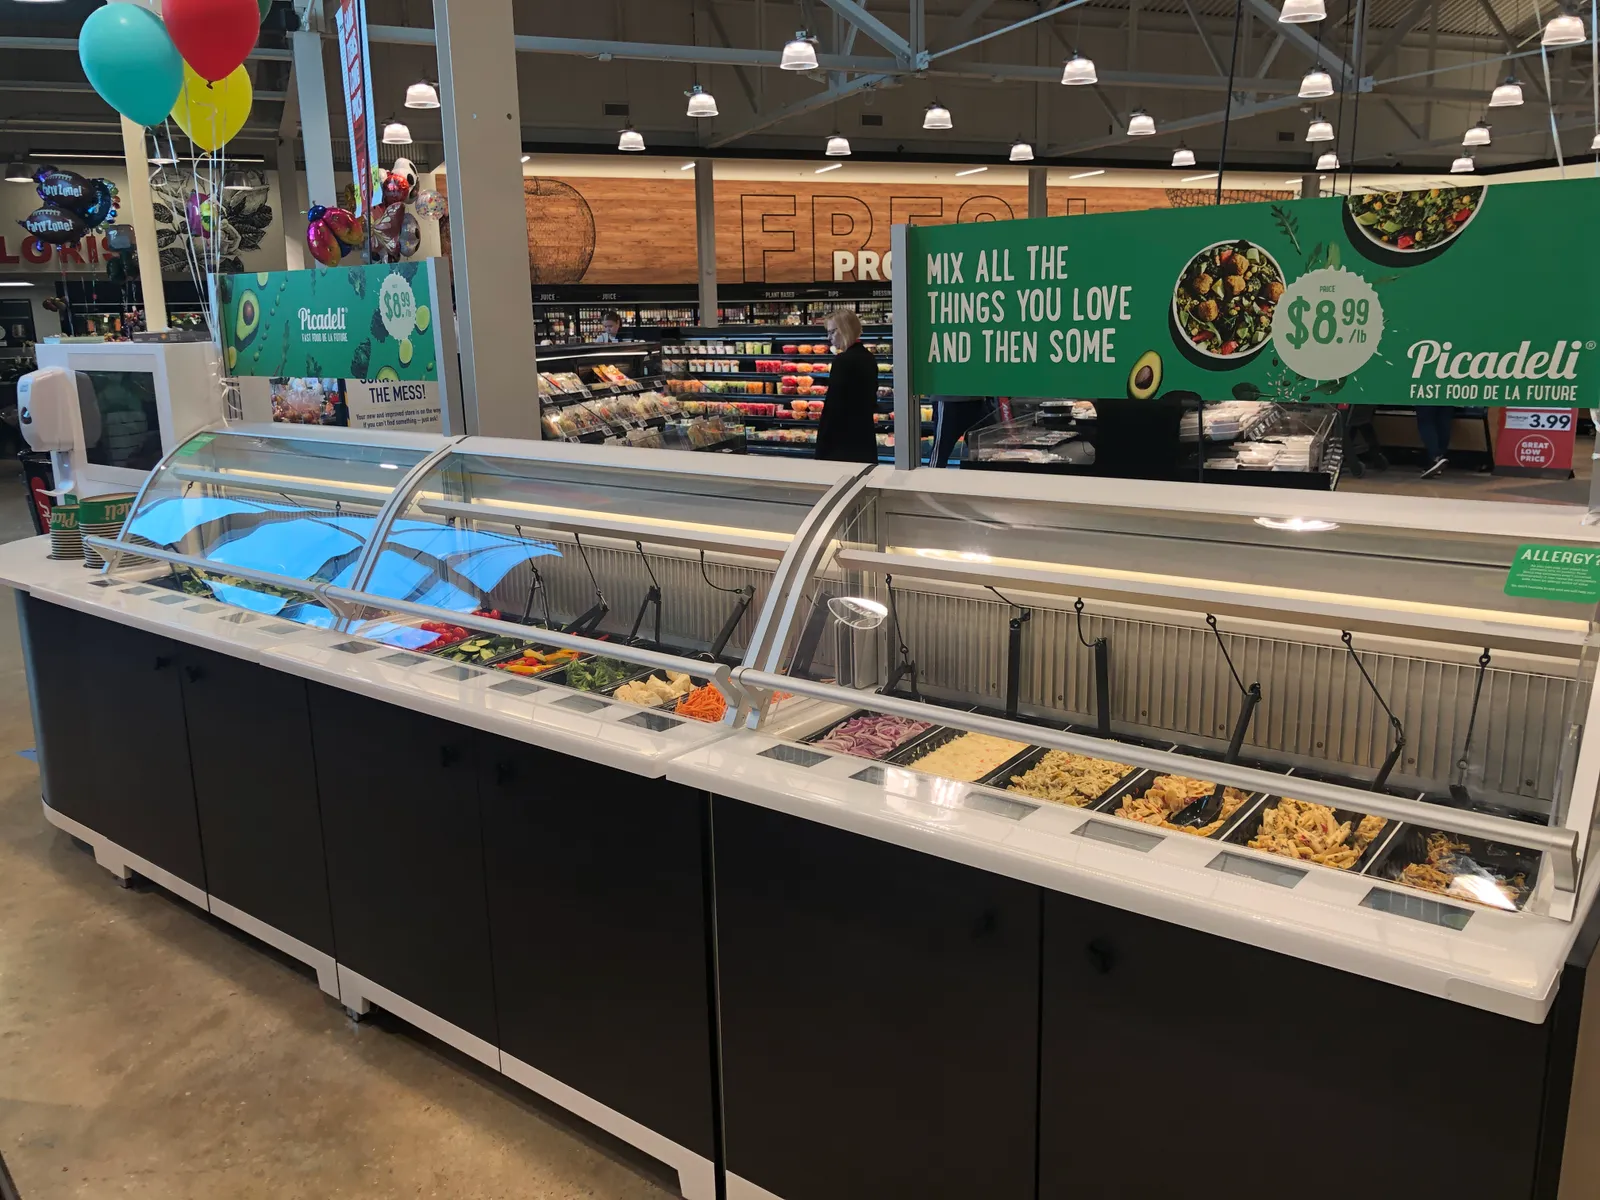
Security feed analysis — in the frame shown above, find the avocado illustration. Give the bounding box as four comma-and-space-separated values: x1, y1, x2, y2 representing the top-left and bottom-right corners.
415, 304, 431, 333
256, 272, 270, 287
235, 289, 261, 347
399, 337, 414, 366
1128, 350, 1162, 399
225, 346, 238, 371
376, 366, 400, 382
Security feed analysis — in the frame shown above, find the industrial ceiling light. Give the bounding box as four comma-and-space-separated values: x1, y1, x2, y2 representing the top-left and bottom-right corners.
924, 101, 953, 130
685, 84, 718, 118
4, 161, 33, 182
381, 119, 412, 144
1450, 154, 1475, 173
782, 30, 819, 70
826, 131, 852, 156
617, 124, 645, 151
1279, 0, 1326, 21
1592, 131, 1600, 150
222, 169, 250, 192
1299, 68, 1333, 99
1061, 52, 1097, 85
1010, 139, 1035, 162
1315, 150, 1339, 170
1463, 119, 1492, 146
1489, 76, 1524, 107
1171, 144, 1196, 167
1127, 109, 1156, 136
1542, 11, 1586, 44
405, 81, 440, 109
1306, 115, 1334, 142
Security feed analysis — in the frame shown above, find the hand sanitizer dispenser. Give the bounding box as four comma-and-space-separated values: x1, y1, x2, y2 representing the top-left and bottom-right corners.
18, 367, 102, 499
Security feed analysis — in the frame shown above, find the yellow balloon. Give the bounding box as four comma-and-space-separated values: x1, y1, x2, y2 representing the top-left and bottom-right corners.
171, 64, 252, 152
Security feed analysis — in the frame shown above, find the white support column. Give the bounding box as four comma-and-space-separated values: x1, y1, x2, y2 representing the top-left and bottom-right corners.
118, 116, 167, 332
1027, 166, 1048, 219
276, 57, 306, 270
292, 29, 338, 209
891, 222, 914, 471
694, 158, 718, 328
434, 0, 539, 439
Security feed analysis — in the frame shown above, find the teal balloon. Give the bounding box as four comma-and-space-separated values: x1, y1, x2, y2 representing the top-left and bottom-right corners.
78, 5, 185, 128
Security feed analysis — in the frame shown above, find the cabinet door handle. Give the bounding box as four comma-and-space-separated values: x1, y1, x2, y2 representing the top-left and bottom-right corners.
439, 745, 462, 769
494, 762, 515, 786
184, 664, 205, 683
1085, 937, 1117, 975
153, 655, 173, 672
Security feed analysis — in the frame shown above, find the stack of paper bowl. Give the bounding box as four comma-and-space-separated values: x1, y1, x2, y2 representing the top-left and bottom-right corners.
78, 493, 138, 570
47, 498, 80, 561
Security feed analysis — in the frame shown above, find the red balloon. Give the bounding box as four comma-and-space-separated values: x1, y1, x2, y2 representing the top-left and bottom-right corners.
307, 219, 340, 268
164, 0, 260, 83
322, 206, 362, 248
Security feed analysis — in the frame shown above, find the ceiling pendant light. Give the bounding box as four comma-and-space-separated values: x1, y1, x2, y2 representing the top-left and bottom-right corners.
782, 30, 819, 70
381, 119, 412, 144
924, 101, 953, 130
1279, 0, 1327, 22
1127, 109, 1156, 136
1592, 131, 1600, 150
1489, 76, 1524, 107
1010, 139, 1035, 162
4, 161, 33, 182
1171, 144, 1195, 167
1061, 52, 1097, 85
1306, 115, 1334, 142
1543, 11, 1586, 44
405, 81, 440, 109
826, 131, 852, 156
1463, 119, 1492, 146
1299, 68, 1333, 99
1450, 154, 1475, 173
618, 124, 645, 152
1315, 150, 1339, 171
686, 84, 718, 118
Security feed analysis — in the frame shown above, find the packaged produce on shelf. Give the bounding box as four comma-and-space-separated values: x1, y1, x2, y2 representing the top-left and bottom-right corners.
496, 647, 583, 677
538, 371, 586, 395
615, 671, 694, 707
433, 634, 531, 664
676, 683, 728, 723
1004, 750, 1133, 807
1116, 775, 1251, 838
1245, 798, 1386, 869
592, 363, 633, 386
813, 713, 933, 759
904, 733, 1030, 782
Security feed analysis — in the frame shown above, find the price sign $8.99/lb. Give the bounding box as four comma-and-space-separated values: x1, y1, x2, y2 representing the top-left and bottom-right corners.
1269, 268, 1385, 382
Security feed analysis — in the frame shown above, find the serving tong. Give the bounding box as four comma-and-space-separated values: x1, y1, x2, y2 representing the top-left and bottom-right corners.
1170, 615, 1260, 830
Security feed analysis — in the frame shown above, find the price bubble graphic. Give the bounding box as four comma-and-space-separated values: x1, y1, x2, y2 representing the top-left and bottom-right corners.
1271, 266, 1384, 381
378, 272, 419, 343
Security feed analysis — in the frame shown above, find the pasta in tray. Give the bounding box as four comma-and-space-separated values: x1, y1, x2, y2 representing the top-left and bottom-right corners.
1247, 798, 1387, 870
1004, 751, 1131, 808
905, 733, 1029, 783
1116, 774, 1250, 838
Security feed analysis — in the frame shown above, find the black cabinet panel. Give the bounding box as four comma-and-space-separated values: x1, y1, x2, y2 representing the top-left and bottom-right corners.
19, 595, 99, 828
713, 797, 1040, 1200
479, 739, 717, 1158
181, 648, 334, 955
308, 683, 497, 1043
1040, 890, 1549, 1199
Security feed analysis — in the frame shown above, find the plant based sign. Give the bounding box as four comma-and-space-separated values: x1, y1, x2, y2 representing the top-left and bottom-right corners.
218, 261, 440, 382
908, 177, 1600, 406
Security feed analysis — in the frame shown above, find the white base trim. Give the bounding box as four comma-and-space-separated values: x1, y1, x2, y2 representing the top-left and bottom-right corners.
41, 800, 208, 910
499, 1052, 716, 1200
208, 895, 339, 998
335, 964, 500, 1071
727, 1173, 787, 1200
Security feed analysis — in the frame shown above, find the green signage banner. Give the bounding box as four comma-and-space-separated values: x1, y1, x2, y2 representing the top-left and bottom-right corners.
1504, 543, 1600, 603
908, 177, 1600, 406
216, 259, 446, 382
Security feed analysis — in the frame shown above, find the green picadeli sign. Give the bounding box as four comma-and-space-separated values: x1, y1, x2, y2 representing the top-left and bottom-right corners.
909, 177, 1600, 406
216, 259, 446, 382
1504, 543, 1600, 604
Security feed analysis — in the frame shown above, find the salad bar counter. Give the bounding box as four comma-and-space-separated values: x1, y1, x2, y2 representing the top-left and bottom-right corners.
8, 425, 1600, 1200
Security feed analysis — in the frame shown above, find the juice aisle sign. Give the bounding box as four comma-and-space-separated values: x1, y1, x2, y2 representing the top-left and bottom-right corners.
908, 177, 1600, 405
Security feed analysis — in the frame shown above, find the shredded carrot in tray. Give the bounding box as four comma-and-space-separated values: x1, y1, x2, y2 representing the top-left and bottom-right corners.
676, 683, 728, 723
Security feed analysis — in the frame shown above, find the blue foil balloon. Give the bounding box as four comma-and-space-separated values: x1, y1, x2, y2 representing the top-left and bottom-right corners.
79, 5, 185, 128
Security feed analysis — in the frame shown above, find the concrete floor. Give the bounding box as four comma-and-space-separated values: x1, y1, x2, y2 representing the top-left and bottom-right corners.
0, 465, 678, 1200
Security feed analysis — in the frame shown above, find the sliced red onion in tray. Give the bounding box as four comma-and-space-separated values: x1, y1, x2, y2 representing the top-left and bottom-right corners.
814, 714, 933, 759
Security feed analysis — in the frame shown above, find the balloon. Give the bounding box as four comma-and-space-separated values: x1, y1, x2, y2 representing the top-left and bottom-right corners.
171, 64, 252, 152
105, 224, 136, 254
390, 157, 418, 196
20, 207, 87, 246
80, 180, 118, 230
307, 218, 341, 267
78, 4, 185, 127
413, 190, 446, 221
257, 0, 271, 18
380, 170, 411, 207
186, 192, 211, 237
370, 201, 406, 263
35, 170, 94, 214
399, 212, 421, 259
322, 206, 362, 249
163, 0, 260, 83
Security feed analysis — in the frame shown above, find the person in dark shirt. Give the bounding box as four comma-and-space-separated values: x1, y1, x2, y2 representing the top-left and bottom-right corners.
814, 308, 878, 463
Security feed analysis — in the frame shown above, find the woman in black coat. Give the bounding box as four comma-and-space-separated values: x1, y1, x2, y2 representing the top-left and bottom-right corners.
814, 309, 879, 463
